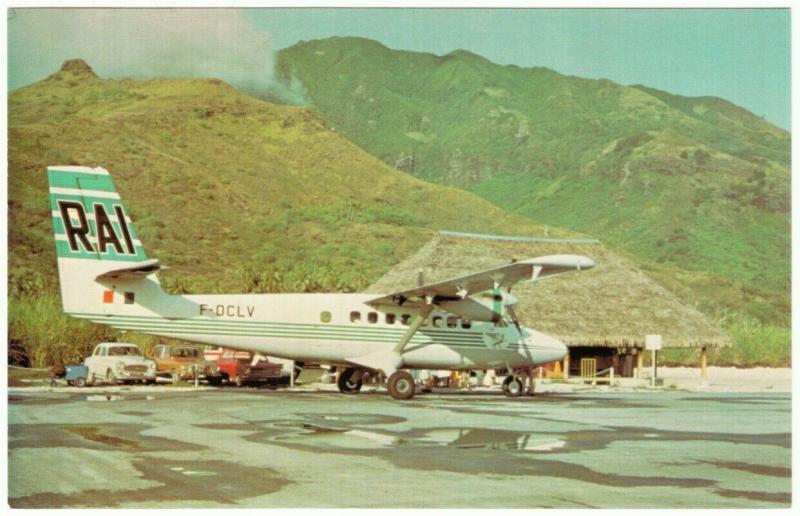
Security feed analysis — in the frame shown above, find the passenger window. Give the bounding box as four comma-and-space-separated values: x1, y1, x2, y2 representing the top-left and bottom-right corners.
386, 313, 396, 324
100, 347, 107, 356
368, 312, 378, 324
461, 319, 472, 329
320, 311, 332, 323
400, 314, 412, 325
433, 316, 443, 328
447, 316, 457, 329
350, 311, 361, 323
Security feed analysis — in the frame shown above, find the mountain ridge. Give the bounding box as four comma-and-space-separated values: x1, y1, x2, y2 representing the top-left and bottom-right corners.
276, 36, 790, 325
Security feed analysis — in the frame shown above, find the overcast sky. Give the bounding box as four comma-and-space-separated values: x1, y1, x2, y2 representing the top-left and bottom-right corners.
8, 7, 791, 130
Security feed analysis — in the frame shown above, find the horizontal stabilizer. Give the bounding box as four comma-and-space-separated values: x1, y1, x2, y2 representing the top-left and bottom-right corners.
95, 259, 161, 282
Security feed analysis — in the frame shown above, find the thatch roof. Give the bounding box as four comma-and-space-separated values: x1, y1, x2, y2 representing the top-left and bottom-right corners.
368, 231, 731, 348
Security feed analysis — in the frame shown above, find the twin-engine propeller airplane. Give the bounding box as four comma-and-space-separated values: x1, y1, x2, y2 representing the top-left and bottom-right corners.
48, 165, 595, 400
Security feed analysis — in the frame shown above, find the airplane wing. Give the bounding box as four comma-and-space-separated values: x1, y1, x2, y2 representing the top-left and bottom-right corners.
366, 254, 595, 313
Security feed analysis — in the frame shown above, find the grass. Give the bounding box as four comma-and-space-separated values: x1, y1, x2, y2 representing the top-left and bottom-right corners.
660, 316, 791, 368
8, 367, 49, 387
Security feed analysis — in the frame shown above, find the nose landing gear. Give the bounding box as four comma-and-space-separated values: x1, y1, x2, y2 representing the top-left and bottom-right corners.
502, 375, 525, 397
502, 368, 537, 398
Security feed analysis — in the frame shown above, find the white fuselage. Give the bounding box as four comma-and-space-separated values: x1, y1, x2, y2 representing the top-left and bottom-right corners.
72, 284, 567, 370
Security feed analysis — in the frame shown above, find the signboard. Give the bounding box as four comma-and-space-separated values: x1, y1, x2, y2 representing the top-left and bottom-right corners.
645, 334, 662, 351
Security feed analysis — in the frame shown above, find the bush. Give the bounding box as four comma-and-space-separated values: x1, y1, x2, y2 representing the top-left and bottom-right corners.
8, 292, 113, 367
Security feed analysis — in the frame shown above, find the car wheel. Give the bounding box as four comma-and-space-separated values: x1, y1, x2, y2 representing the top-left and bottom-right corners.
171, 370, 180, 385
106, 369, 118, 386
232, 375, 243, 387
74, 377, 86, 388
208, 377, 222, 386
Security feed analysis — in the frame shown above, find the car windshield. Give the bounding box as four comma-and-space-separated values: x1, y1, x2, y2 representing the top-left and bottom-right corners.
108, 346, 142, 356
171, 347, 199, 358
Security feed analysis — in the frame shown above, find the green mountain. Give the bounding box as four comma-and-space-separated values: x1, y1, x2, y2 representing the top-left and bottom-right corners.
8, 59, 573, 365
277, 37, 791, 325
9, 59, 568, 291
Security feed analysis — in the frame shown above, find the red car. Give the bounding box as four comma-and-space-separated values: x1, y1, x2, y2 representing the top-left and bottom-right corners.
203, 347, 286, 387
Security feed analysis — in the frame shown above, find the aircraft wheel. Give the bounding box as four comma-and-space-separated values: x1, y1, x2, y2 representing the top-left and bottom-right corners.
387, 370, 415, 400
337, 367, 363, 394
503, 375, 524, 397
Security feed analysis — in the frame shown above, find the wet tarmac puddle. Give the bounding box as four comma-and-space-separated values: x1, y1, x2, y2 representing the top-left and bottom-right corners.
9, 424, 202, 452
236, 412, 790, 503
9, 458, 290, 508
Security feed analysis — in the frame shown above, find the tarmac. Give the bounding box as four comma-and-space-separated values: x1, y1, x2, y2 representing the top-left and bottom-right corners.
7, 383, 791, 508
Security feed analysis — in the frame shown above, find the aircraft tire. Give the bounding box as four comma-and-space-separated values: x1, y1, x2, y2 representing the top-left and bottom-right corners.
503, 375, 524, 397
387, 370, 415, 400
337, 367, 363, 394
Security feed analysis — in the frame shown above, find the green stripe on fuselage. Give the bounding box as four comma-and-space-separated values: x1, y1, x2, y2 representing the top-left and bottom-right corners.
67, 313, 503, 347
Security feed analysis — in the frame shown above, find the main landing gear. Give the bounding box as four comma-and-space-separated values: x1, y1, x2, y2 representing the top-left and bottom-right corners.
337, 367, 363, 394
337, 367, 416, 400
387, 370, 415, 400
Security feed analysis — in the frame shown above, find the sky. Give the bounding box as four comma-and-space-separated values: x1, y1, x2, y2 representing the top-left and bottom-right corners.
7, 7, 792, 130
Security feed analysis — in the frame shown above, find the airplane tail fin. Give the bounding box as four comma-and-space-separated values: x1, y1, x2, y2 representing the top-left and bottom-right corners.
48, 166, 164, 316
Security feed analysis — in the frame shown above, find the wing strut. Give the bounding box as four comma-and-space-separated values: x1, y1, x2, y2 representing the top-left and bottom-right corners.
393, 305, 434, 355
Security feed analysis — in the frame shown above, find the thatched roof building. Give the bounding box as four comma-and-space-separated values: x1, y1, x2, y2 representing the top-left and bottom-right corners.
369, 231, 731, 350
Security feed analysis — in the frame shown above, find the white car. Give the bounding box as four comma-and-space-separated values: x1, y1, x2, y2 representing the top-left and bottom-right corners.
84, 342, 157, 385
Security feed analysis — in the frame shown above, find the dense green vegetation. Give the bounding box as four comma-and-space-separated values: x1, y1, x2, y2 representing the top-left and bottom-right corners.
8, 59, 567, 367
277, 37, 791, 363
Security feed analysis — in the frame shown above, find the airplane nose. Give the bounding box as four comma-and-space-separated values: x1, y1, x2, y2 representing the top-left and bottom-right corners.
549, 337, 568, 362
525, 330, 568, 364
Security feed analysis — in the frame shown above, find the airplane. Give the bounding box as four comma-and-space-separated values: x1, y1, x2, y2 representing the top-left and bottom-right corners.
47, 165, 595, 400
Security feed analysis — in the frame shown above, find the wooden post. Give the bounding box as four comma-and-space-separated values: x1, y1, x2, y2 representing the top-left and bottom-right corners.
700, 346, 708, 384
636, 349, 644, 379
563, 352, 570, 380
